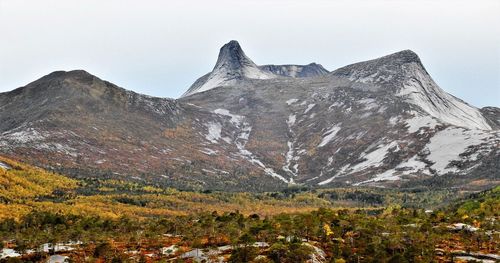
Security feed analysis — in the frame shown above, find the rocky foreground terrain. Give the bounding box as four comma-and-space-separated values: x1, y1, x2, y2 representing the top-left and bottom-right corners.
0, 41, 498, 191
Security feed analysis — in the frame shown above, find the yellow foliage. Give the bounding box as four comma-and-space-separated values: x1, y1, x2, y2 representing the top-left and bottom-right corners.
142, 186, 163, 193
0, 203, 32, 221
0, 156, 77, 202
323, 223, 334, 236
0, 156, 373, 221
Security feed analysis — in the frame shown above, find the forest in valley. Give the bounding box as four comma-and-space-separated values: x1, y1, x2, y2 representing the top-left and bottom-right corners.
0, 156, 499, 262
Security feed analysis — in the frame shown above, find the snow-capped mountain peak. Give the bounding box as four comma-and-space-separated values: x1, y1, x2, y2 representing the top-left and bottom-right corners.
212, 40, 265, 76
331, 50, 491, 130
182, 40, 275, 97
182, 40, 331, 97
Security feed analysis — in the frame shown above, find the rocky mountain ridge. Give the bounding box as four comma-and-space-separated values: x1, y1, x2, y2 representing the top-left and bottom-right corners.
1, 41, 498, 191
182, 40, 330, 97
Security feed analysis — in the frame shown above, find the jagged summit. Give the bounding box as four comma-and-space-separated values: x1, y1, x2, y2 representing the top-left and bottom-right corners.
181, 41, 275, 97
383, 49, 422, 64
213, 40, 259, 72
330, 49, 425, 81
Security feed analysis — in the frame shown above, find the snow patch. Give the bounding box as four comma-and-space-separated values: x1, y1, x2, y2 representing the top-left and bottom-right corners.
286, 98, 299, 105
353, 169, 401, 186
318, 164, 349, 185
304, 104, 316, 114
405, 112, 440, 133
243, 65, 275, 79
0, 128, 77, 156
199, 148, 217, 155
329, 101, 344, 111
95, 159, 106, 164
389, 116, 400, 125
349, 141, 399, 174
287, 115, 296, 126
202, 168, 216, 174
215, 109, 290, 183
424, 127, 496, 174
318, 124, 342, 147
1, 128, 45, 143
214, 108, 244, 125
204, 122, 222, 143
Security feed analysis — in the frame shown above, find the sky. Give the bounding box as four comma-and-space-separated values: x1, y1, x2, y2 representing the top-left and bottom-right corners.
0, 0, 499, 107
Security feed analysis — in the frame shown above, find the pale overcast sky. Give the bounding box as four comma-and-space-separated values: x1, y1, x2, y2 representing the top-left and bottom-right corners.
0, 0, 499, 107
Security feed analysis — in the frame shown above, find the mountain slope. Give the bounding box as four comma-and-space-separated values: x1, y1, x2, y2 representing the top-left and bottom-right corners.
1, 41, 498, 191
180, 44, 499, 189
0, 70, 286, 191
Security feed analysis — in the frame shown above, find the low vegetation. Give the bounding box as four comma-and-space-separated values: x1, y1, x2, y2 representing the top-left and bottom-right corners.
0, 157, 498, 262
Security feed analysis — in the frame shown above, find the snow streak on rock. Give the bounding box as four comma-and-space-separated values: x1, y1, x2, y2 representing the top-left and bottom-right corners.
204, 122, 222, 143
318, 124, 342, 148
283, 113, 298, 177
424, 127, 497, 173
405, 112, 440, 133
349, 141, 399, 174
398, 63, 491, 130
213, 108, 289, 183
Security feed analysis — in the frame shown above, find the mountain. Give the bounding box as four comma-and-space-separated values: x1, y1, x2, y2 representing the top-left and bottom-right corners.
1, 41, 498, 191
330, 50, 491, 130
182, 40, 329, 97
0, 69, 285, 191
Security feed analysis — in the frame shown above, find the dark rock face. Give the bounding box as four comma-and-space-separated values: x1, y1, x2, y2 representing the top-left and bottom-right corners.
481, 107, 500, 129
214, 40, 257, 73
1, 41, 498, 191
